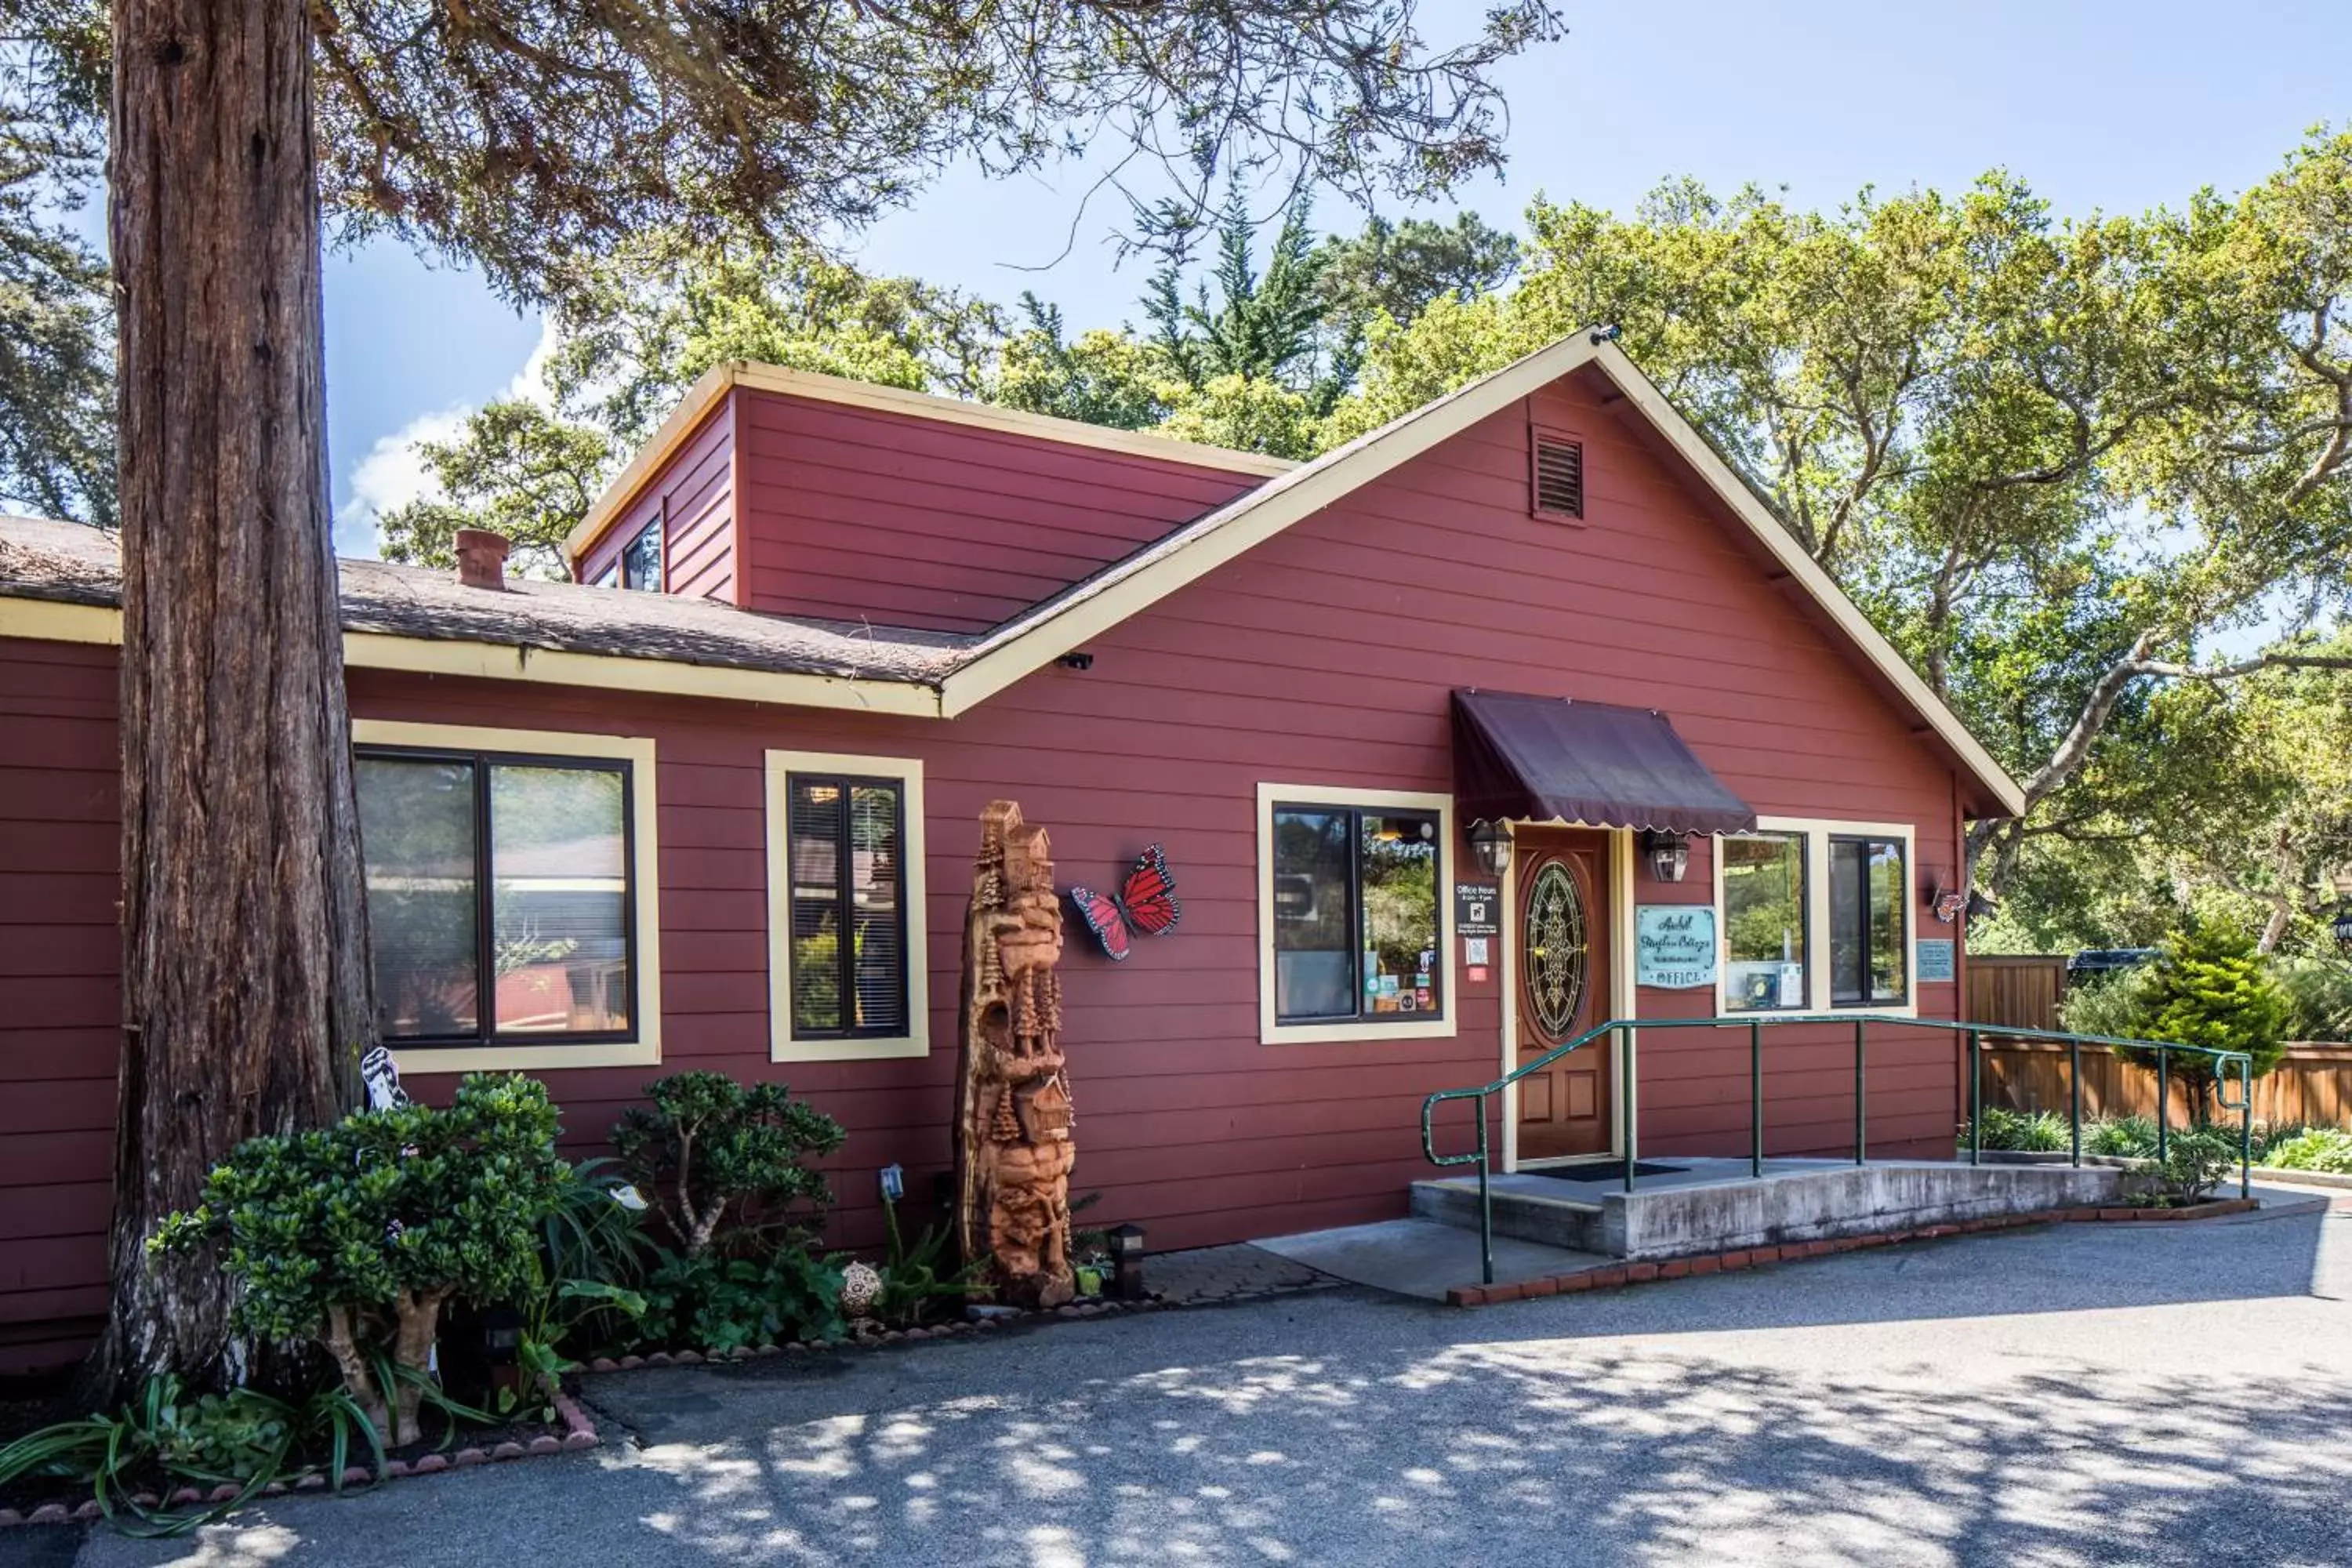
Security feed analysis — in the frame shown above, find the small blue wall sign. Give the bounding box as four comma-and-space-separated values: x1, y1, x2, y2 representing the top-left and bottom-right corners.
1916, 938, 1956, 984
1635, 906, 1718, 989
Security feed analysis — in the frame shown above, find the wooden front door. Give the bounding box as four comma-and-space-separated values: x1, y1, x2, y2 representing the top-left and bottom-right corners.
1514, 828, 1613, 1161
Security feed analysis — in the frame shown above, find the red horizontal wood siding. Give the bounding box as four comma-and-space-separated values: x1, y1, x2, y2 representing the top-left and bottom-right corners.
732, 387, 1268, 632
0, 640, 118, 1372
0, 362, 1975, 1369
576, 399, 738, 604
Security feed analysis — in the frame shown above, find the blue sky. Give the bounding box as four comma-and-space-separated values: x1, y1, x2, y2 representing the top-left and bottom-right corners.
320, 0, 2352, 553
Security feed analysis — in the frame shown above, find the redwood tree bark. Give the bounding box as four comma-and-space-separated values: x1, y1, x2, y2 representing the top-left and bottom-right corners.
89, 0, 373, 1397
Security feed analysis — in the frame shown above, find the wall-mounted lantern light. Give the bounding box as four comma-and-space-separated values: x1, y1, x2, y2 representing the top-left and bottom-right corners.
1641, 829, 1689, 884
2332, 900, 2352, 956
1468, 819, 1512, 878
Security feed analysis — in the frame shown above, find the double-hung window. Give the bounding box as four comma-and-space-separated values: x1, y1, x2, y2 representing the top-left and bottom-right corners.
1259, 786, 1454, 1043
766, 752, 929, 1061
352, 723, 661, 1068
1716, 818, 1914, 1014
1829, 836, 1908, 1007
1720, 832, 1808, 1011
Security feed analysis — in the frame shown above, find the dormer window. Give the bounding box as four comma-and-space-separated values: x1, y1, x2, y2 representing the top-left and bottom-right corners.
621, 520, 663, 592
1531, 430, 1584, 521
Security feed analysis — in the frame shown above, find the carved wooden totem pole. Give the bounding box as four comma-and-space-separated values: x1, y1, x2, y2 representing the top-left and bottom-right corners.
954, 800, 1078, 1308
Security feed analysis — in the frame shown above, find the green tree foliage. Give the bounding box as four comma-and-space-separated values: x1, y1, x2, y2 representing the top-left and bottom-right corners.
2115, 923, 2290, 1118
150, 1076, 572, 1444
0, 72, 111, 524
1313, 210, 1520, 336
1330, 134, 2352, 927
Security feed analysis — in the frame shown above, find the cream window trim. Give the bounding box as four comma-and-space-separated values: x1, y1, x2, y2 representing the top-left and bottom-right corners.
351, 719, 663, 1073
1713, 815, 1919, 1019
1256, 782, 1457, 1046
765, 750, 930, 1063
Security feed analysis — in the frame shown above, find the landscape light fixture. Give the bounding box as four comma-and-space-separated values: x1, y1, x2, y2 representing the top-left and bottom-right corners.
1468, 819, 1513, 877
1109, 1224, 1148, 1301
1642, 829, 1690, 884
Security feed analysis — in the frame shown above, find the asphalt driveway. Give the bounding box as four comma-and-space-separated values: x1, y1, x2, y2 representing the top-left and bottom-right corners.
40, 1192, 2352, 1567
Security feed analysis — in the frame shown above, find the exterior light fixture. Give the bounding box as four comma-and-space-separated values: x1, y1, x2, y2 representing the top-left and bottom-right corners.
1642, 829, 1689, 884
1468, 819, 1512, 878
2333, 899, 2352, 956
1109, 1223, 1148, 1301
480, 1305, 523, 1368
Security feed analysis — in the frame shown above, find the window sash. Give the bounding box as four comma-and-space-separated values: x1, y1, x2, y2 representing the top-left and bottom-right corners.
356, 745, 639, 1047
786, 774, 910, 1040
621, 522, 662, 591
1830, 836, 1907, 1007
1721, 831, 1810, 1014
1272, 802, 1443, 1026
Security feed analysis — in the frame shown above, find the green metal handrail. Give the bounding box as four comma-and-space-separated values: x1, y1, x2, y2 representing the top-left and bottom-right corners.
1420, 1014, 2256, 1285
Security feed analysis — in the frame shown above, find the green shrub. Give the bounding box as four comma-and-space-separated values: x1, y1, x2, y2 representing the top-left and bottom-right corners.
2270, 957, 2352, 1044
2115, 924, 2288, 1121
2147, 1125, 2241, 1204
2084, 1116, 2159, 1158
152, 1074, 572, 1446
2262, 1127, 2352, 1174
1958, 1106, 2072, 1152
2059, 967, 2157, 1040
611, 1073, 845, 1258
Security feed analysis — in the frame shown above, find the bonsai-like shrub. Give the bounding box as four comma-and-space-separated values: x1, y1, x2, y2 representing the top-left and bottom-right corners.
610, 1073, 844, 1257
2147, 1125, 2241, 1205
2113, 924, 2288, 1121
153, 1074, 572, 1444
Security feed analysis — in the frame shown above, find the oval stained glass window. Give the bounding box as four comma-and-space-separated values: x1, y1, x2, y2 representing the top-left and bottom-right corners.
1525, 859, 1588, 1040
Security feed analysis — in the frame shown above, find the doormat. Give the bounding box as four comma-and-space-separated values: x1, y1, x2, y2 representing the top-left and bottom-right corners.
1529, 1163, 1686, 1182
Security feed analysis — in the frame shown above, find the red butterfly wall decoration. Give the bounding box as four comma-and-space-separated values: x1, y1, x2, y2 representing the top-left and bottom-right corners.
1069, 844, 1181, 961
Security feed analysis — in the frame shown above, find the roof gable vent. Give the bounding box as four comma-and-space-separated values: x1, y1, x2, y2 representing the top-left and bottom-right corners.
1532, 433, 1584, 521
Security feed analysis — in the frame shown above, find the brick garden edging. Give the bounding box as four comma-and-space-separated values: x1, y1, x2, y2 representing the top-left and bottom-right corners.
0, 1376, 602, 1530
1443, 1197, 2263, 1307
581, 1293, 1166, 1373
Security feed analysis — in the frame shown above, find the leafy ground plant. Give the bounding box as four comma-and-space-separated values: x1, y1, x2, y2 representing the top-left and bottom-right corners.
151, 1074, 572, 1444
0, 1376, 384, 1537
1958, 1108, 2074, 1152
2261, 1127, 2352, 1174
2085, 1116, 2160, 1158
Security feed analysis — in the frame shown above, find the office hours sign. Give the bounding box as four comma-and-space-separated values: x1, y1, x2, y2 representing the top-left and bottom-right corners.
1635, 906, 1717, 989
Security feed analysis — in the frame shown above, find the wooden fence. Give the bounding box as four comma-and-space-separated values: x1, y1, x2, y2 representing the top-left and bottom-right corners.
1977, 1040, 2352, 1128
1966, 954, 2069, 1036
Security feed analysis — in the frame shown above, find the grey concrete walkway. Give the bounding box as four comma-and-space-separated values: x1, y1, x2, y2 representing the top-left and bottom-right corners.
45, 1186, 2352, 1567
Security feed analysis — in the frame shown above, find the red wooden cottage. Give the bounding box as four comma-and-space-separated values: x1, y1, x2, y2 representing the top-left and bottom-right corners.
0, 333, 2025, 1373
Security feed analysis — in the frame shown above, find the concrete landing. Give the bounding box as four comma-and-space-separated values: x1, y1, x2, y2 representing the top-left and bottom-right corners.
1414, 1157, 2125, 1260
1254, 1218, 1608, 1301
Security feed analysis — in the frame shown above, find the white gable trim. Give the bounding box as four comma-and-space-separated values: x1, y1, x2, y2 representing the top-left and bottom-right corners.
934, 334, 2027, 818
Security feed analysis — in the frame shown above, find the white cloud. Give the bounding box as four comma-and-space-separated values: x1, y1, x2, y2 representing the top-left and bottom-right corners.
332, 317, 562, 558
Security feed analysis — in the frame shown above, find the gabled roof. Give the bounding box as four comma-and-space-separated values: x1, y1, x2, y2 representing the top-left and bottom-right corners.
0, 332, 2027, 816
929, 333, 2027, 816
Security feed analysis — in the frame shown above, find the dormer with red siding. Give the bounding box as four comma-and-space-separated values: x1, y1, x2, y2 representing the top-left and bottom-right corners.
564, 364, 1288, 632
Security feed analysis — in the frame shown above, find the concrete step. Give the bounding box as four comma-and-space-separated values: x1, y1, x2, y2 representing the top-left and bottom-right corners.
1410, 1177, 1611, 1254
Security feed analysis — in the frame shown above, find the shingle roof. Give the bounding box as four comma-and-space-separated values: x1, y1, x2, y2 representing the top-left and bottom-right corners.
0, 514, 965, 687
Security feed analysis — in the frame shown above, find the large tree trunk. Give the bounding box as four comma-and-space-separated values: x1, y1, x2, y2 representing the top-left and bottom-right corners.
88, 0, 373, 1399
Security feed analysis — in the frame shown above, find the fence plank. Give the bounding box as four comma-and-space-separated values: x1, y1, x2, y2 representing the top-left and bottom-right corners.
1966, 955, 2069, 1036
1979, 1040, 2352, 1129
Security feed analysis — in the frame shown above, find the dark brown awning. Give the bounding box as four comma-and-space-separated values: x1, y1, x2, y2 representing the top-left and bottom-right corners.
1451, 689, 1756, 835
